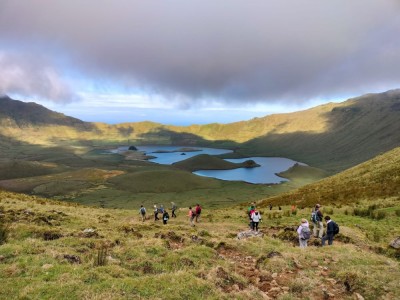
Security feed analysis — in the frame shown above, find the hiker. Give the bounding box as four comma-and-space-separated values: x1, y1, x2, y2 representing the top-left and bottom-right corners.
153, 205, 159, 221
248, 205, 256, 229
321, 216, 338, 246
139, 205, 146, 222
278, 206, 282, 211
291, 205, 296, 213
159, 204, 165, 214
297, 218, 311, 248
188, 206, 196, 227
312, 204, 324, 238
162, 209, 170, 225
251, 210, 262, 231
171, 202, 177, 218
269, 204, 272, 210
195, 204, 202, 222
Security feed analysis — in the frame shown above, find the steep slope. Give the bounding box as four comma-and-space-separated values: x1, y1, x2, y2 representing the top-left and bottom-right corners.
259, 146, 400, 207
0, 96, 90, 128
240, 89, 400, 172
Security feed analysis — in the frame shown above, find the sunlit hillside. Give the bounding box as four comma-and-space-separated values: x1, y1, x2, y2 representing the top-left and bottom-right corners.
259, 146, 400, 208
1, 89, 400, 173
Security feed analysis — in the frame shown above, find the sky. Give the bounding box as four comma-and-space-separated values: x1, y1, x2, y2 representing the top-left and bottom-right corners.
0, 1, 400, 125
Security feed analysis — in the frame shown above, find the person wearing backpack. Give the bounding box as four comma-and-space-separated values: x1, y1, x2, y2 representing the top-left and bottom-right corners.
153, 205, 160, 221
195, 204, 202, 222
171, 202, 177, 218
297, 218, 311, 248
321, 216, 338, 246
162, 210, 170, 225
312, 204, 324, 238
250, 210, 262, 231
188, 206, 196, 227
139, 205, 146, 222
248, 205, 256, 229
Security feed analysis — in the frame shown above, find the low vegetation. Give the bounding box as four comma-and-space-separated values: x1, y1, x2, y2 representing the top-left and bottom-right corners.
261, 147, 400, 208
0, 189, 399, 300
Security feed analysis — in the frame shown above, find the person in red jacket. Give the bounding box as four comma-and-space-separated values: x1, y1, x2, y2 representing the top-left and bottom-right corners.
195, 204, 202, 222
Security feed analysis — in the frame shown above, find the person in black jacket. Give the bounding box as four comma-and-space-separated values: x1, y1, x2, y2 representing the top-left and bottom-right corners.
321, 216, 337, 246
313, 204, 324, 238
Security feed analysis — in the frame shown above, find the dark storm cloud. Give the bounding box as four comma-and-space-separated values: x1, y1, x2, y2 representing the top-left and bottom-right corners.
0, 0, 399, 105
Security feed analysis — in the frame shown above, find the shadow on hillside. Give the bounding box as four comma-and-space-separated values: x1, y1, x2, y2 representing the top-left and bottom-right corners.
134, 91, 400, 173
0, 133, 125, 169
243, 91, 400, 172
136, 128, 240, 148
2, 91, 400, 174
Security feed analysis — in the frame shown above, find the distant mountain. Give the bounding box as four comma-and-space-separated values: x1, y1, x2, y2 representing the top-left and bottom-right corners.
0, 96, 90, 128
0, 90, 399, 173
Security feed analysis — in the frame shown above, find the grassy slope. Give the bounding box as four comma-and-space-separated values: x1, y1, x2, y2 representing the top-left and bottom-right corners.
1, 189, 399, 300
259, 146, 400, 208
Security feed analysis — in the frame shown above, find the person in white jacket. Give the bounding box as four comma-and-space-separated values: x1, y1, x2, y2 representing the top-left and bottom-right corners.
297, 218, 311, 248
251, 211, 262, 231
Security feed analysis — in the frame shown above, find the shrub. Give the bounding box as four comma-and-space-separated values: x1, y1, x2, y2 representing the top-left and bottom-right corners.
373, 211, 387, 220
0, 221, 9, 245
325, 207, 334, 215
94, 244, 108, 267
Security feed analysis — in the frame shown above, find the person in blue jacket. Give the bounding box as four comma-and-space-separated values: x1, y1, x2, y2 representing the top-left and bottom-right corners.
321, 216, 338, 246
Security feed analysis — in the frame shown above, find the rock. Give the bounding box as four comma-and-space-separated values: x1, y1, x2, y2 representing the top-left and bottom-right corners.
354, 293, 365, 300
311, 260, 319, 267
42, 264, 53, 270
269, 287, 281, 292
81, 228, 99, 238
63, 254, 81, 264
271, 273, 278, 278
237, 230, 264, 240
281, 287, 290, 292
128, 146, 137, 151
266, 251, 282, 258
389, 237, 400, 249
292, 258, 303, 269
107, 255, 121, 265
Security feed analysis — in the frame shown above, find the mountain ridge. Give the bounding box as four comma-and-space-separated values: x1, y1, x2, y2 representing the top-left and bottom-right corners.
1, 89, 400, 172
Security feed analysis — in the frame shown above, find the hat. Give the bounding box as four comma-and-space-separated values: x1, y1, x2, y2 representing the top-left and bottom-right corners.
301, 218, 307, 223
316, 204, 321, 208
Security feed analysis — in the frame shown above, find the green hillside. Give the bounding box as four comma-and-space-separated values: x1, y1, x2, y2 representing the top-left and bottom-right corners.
172, 154, 259, 172
1, 90, 400, 174
259, 146, 400, 208
1, 184, 399, 300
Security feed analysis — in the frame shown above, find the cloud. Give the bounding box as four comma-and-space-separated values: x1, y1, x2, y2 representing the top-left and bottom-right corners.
0, 0, 399, 106
0, 51, 80, 103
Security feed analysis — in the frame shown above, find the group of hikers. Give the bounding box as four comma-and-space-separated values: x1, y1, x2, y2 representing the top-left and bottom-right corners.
139, 203, 202, 226
139, 201, 338, 247
248, 203, 339, 247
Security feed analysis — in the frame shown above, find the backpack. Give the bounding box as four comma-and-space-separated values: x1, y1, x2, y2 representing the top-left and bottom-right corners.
301, 226, 311, 240
140, 207, 146, 215
163, 212, 169, 220
311, 211, 319, 223
333, 222, 339, 235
